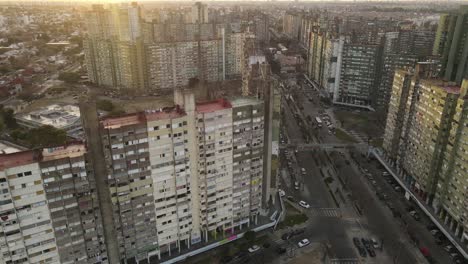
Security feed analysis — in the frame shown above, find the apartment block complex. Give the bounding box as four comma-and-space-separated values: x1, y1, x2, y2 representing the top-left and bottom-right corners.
338, 43, 382, 106
307, 30, 383, 107
302, 13, 436, 115
0, 144, 107, 264
307, 30, 344, 99
84, 3, 246, 92
434, 6, 468, 85
383, 67, 468, 245
91, 90, 265, 262
282, 11, 303, 41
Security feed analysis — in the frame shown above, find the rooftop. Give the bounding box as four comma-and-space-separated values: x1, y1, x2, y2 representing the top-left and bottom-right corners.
145, 106, 186, 122
196, 99, 232, 113
229, 97, 263, 108
101, 107, 187, 129
0, 141, 23, 155
0, 150, 38, 170
100, 112, 144, 129
16, 104, 81, 129
41, 143, 86, 161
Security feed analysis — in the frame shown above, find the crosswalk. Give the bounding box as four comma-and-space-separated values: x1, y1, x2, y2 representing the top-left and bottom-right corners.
329, 258, 360, 264
310, 208, 342, 217
347, 130, 367, 143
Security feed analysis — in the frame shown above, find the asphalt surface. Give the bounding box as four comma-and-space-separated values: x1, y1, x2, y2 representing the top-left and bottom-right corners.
280, 84, 357, 260
349, 153, 457, 264
279, 76, 429, 263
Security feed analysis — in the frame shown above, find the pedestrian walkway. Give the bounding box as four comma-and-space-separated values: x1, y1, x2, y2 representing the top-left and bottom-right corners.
346, 130, 367, 143
329, 258, 360, 264
310, 207, 342, 217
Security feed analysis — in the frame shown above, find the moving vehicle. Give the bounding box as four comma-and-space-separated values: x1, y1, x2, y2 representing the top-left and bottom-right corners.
299, 201, 310, 208
298, 239, 310, 247
315, 117, 323, 127
248, 245, 260, 253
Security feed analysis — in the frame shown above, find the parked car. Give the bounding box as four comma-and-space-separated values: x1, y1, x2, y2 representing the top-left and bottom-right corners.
450, 252, 461, 260
248, 245, 260, 253
281, 232, 291, 240
410, 211, 420, 221
444, 245, 454, 252
276, 247, 287, 255
371, 238, 380, 249
220, 256, 233, 263
292, 229, 305, 236
358, 246, 367, 257
353, 237, 361, 247
299, 201, 310, 209
294, 181, 299, 190
278, 189, 286, 197
298, 239, 310, 248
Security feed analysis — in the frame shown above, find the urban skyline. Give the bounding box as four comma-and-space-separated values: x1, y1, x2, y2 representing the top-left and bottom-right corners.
0, 1, 467, 264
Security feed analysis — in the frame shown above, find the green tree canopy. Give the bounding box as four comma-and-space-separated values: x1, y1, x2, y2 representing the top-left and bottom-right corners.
27, 125, 67, 148
97, 99, 115, 112
58, 72, 80, 83
244, 230, 256, 246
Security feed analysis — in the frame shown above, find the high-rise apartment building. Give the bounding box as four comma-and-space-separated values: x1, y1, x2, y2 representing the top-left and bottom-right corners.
375, 54, 418, 116
0, 144, 107, 264
338, 43, 382, 106
82, 89, 264, 262
434, 5, 468, 85
307, 30, 344, 99
434, 85, 468, 242
191, 2, 209, 24
282, 11, 303, 41
383, 66, 468, 245
84, 3, 245, 92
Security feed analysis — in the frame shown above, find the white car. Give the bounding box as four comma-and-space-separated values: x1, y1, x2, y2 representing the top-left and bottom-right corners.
299, 201, 310, 208
294, 181, 299, 190
248, 245, 260, 253
298, 238, 310, 247
278, 189, 286, 197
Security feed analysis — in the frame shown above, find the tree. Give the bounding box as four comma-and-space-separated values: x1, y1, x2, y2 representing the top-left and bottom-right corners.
0, 107, 17, 129
97, 99, 115, 112
244, 230, 256, 246
27, 125, 67, 148
58, 72, 80, 83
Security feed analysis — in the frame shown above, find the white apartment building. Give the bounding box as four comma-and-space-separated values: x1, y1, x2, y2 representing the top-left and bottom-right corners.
98, 90, 264, 262
0, 155, 59, 264
0, 144, 107, 264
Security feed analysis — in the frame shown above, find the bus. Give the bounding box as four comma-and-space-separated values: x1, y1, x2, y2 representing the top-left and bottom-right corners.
315, 117, 323, 127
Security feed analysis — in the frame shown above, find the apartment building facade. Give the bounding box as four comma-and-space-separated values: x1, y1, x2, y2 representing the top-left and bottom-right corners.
434, 6, 468, 85
307, 30, 344, 99
95, 91, 264, 262
435, 89, 468, 244
84, 4, 246, 93
282, 11, 303, 41
0, 144, 107, 264
383, 69, 468, 246
337, 43, 382, 106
